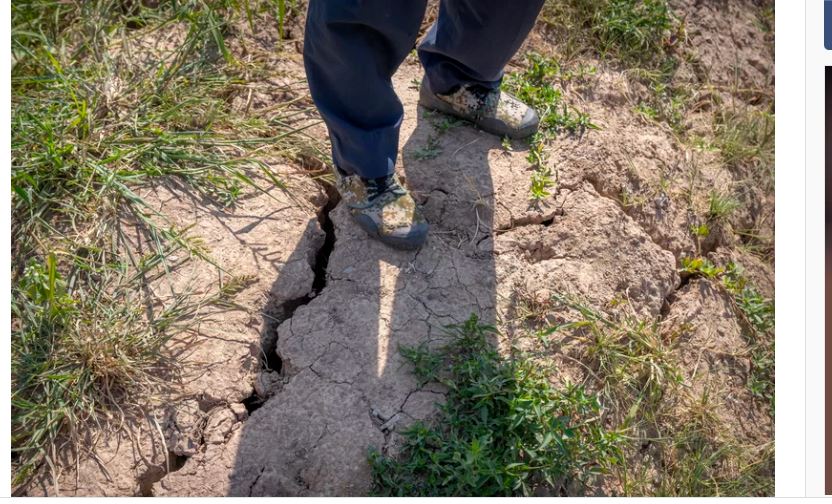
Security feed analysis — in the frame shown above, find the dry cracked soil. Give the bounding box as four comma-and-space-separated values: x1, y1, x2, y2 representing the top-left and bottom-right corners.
21, 0, 774, 496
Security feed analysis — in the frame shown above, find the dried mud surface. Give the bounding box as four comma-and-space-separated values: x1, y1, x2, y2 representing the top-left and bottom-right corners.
22, 1, 774, 496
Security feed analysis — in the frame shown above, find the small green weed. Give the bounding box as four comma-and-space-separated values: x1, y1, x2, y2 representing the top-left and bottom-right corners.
634, 102, 660, 121
398, 342, 443, 387
431, 115, 463, 134
530, 168, 556, 200
679, 257, 724, 278
526, 133, 558, 201
634, 76, 689, 132
513, 287, 558, 326
618, 188, 648, 209
690, 135, 718, 152
503, 53, 598, 135
503, 54, 596, 201
371, 315, 623, 496
412, 134, 442, 160
690, 223, 711, 239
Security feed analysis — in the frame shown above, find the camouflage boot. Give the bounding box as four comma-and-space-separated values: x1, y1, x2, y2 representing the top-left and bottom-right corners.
333, 170, 428, 250
418, 77, 539, 139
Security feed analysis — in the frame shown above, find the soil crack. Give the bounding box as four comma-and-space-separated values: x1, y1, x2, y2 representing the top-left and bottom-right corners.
137, 451, 189, 496
255, 176, 340, 394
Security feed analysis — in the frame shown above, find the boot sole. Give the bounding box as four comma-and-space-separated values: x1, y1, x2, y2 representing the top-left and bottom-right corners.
352, 213, 428, 251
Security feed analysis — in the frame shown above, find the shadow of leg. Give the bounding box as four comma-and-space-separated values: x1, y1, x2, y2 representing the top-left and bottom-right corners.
380, 65, 501, 450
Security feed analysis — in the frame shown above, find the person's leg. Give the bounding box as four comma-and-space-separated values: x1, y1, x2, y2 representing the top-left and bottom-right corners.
303, 0, 427, 179
303, 1, 430, 250
417, 0, 545, 94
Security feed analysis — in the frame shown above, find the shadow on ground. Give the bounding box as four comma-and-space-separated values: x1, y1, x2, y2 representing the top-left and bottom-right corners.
227, 89, 509, 496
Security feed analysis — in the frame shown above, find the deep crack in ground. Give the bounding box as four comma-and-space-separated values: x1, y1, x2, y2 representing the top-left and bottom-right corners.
311, 181, 340, 294
250, 176, 340, 410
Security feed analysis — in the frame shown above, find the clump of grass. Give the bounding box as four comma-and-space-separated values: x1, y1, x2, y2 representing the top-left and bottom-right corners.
632, 65, 690, 133
592, 0, 678, 62
11, 0, 322, 488
370, 315, 623, 496
710, 107, 775, 256
11, 254, 253, 485
707, 190, 740, 221
532, 292, 773, 496
540, 0, 695, 136
625, 410, 773, 496
721, 263, 774, 412
540, 294, 682, 420
713, 108, 775, 188
540, 0, 680, 66
513, 287, 558, 326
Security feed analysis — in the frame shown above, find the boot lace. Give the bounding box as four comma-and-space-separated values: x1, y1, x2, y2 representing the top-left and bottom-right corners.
363, 174, 406, 204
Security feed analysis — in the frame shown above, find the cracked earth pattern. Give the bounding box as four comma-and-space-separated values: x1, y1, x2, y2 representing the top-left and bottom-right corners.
21, 0, 773, 496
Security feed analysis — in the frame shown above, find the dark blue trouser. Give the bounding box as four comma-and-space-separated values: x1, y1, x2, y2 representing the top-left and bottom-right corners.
303, 0, 545, 179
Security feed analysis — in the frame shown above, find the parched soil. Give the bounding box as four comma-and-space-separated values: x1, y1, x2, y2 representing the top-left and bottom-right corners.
20, 0, 774, 496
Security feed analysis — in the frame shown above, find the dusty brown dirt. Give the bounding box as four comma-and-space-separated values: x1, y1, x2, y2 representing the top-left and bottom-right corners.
20, 0, 774, 496
670, 0, 774, 94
